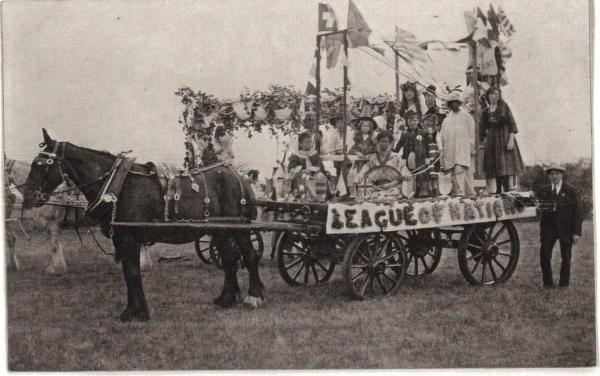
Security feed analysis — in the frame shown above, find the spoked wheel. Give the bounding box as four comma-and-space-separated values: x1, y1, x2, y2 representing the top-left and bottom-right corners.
458, 220, 520, 285
398, 229, 442, 276
209, 231, 265, 269
194, 236, 212, 264
342, 232, 408, 301
275, 232, 336, 286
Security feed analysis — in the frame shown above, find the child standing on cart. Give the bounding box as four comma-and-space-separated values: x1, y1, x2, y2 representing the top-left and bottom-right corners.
422, 112, 442, 197
287, 132, 328, 200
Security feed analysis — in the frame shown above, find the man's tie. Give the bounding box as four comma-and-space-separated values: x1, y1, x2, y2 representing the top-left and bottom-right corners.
552, 186, 557, 196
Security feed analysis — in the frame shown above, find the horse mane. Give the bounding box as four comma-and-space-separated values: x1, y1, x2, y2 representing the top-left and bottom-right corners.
63, 142, 116, 159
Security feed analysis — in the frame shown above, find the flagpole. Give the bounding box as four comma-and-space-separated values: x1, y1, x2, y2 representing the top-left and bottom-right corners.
315, 35, 322, 133
395, 51, 400, 105
472, 41, 483, 179
342, 30, 349, 157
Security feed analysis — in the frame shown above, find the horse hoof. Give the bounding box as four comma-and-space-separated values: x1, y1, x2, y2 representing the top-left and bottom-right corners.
243, 296, 264, 308
119, 309, 149, 322
213, 296, 235, 308
46, 265, 63, 276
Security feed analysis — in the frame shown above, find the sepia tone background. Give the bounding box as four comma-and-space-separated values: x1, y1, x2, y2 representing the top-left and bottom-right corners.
1, 0, 596, 372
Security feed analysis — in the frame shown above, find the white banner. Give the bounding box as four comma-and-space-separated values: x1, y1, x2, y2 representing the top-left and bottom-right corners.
326, 196, 536, 234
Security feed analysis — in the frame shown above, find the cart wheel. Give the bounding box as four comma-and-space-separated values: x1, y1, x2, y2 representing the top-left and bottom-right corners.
399, 229, 442, 276
210, 231, 265, 269
342, 232, 408, 301
276, 232, 336, 286
194, 236, 212, 264
458, 220, 520, 285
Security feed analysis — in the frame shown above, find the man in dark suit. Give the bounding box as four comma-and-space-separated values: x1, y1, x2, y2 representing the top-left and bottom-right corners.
536, 166, 583, 288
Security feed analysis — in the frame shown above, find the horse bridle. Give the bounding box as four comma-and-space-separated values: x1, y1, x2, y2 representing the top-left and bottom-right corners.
32, 142, 113, 202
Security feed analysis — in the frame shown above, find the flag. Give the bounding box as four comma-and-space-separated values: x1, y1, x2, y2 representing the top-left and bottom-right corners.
393, 27, 428, 64
347, 0, 371, 48
473, 7, 495, 48
464, 10, 476, 35
318, 3, 343, 69
487, 5, 500, 36
318, 3, 338, 33
497, 6, 516, 38
322, 33, 344, 69
309, 61, 317, 78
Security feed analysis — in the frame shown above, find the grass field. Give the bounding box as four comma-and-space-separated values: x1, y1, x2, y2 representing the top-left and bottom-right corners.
5, 220, 596, 371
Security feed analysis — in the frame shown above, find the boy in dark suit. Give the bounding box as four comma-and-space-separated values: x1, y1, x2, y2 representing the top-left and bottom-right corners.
535, 166, 583, 288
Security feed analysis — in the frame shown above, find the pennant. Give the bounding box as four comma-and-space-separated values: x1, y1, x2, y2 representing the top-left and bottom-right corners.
298, 97, 306, 120
318, 3, 339, 33
347, 0, 371, 48
305, 81, 317, 96
336, 171, 347, 196
310, 61, 317, 78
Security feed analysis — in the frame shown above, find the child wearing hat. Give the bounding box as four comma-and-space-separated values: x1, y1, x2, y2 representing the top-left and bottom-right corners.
287, 132, 328, 198
437, 92, 476, 197
394, 110, 420, 154
423, 85, 446, 128
366, 131, 411, 196
349, 117, 378, 158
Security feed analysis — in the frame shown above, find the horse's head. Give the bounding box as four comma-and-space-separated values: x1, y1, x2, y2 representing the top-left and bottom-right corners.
22, 129, 67, 208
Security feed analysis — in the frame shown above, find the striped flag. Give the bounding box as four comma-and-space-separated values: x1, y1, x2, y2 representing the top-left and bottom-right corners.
497, 6, 516, 38
393, 27, 428, 64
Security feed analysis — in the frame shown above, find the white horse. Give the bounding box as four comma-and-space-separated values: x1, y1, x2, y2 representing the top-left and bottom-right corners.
6, 158, 71, 274
6, 158, 153, 274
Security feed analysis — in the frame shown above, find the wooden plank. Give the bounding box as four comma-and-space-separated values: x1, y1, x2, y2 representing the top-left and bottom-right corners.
110, 220, 322, 234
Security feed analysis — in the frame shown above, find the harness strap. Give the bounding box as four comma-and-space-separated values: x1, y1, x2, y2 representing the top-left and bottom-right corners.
173, 175, 181, 215
190, 171, 210, 218
225, 165, 247, 218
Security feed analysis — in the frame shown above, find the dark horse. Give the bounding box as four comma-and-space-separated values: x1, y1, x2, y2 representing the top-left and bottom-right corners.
22, 129, 265, 321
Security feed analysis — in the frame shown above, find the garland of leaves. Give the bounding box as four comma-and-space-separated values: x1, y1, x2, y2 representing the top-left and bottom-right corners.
175, 85, 402, 167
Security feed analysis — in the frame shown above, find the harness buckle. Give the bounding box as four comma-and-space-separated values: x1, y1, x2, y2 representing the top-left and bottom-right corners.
101, 193, 118, 203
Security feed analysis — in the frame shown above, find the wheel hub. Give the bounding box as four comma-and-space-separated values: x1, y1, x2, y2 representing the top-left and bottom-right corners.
409, 244, 430, 258
482, 242, 499, 258
370, 260, 387, 275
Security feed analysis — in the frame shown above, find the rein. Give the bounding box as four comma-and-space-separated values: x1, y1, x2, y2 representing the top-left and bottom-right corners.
32, 142, 129, 206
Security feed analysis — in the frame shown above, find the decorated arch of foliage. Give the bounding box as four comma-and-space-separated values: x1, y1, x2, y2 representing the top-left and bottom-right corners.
175, 85, 398, 168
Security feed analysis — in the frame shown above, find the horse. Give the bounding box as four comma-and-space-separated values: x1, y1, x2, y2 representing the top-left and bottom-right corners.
22, 129, 265, 321
5, 158, 69, 274
6, 158, 154, 274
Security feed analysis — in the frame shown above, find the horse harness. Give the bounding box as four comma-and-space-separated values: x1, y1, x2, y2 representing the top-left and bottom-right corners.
153, 162, 249, 222
33, 142, 250, 228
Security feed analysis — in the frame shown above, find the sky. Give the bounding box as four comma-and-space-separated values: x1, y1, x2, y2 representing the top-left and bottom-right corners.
1, 0, 593, 178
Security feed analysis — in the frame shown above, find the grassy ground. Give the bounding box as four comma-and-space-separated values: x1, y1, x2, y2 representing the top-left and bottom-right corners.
5, 221, 596, 370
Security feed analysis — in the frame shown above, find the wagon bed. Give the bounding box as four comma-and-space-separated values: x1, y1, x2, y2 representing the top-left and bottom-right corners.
112, 193, 537, 301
